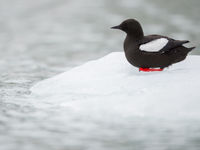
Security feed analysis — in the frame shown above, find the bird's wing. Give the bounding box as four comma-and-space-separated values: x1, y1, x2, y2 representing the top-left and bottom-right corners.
139, 35, 189, 52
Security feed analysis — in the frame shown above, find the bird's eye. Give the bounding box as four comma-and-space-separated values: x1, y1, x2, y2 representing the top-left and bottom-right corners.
121, 23, 128, 31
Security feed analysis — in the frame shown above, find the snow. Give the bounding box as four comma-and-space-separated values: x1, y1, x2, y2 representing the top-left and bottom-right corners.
139, 38, 168, 52
31, 52, 200, 119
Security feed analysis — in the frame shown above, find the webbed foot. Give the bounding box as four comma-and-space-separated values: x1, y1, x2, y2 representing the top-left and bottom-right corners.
139, 68, 164, 72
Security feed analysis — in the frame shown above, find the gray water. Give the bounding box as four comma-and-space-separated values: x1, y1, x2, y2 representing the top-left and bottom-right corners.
0, 0, 200, 150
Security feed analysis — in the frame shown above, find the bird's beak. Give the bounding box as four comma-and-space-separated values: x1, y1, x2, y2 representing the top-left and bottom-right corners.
111, 25, 121, 29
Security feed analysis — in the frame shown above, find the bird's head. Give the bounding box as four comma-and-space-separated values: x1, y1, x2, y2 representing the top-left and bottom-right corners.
111, 19, 144, 38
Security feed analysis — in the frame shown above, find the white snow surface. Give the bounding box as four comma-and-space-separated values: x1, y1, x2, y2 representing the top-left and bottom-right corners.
139, 38, 168, 52
31, 52, 200, 119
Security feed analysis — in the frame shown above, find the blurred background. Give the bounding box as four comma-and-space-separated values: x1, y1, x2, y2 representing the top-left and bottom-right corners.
0, 0, 200, 150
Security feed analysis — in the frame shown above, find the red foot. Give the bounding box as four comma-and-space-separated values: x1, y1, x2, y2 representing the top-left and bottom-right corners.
139, 68, 163, 72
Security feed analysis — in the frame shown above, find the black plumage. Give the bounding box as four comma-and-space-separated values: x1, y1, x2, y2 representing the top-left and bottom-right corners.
111, 19, 195, 70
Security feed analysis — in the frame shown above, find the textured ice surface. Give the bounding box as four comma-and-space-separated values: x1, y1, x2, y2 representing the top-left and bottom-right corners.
31, 52, 200, 119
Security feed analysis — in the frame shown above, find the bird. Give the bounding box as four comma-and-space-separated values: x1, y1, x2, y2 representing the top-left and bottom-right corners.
111, 19, 195, 72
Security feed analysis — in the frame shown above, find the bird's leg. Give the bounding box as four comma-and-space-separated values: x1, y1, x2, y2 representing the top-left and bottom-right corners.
139, 68, 163, 72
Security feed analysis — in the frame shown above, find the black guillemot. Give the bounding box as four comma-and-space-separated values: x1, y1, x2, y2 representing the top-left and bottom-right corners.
111, 19, 195, 72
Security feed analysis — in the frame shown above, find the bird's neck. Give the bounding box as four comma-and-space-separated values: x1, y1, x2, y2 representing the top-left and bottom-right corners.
127, 29, 144, 40
124, 34, 143, 52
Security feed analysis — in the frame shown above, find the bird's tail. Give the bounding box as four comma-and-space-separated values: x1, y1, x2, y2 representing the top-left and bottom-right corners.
170, 46, 195, 64
187, 47, 195, 53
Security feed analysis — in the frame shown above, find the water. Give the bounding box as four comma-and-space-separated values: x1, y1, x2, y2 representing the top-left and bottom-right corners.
0, 0, 200, 149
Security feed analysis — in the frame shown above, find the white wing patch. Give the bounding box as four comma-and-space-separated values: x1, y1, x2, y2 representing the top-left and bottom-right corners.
139, 38, 168, 52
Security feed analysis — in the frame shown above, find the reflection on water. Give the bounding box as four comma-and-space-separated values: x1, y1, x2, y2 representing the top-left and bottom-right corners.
0, 0, 200, 149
